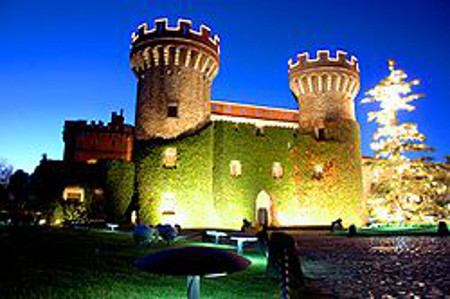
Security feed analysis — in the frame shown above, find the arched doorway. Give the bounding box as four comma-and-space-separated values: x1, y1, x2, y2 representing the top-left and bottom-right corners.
255, 190, 272, 227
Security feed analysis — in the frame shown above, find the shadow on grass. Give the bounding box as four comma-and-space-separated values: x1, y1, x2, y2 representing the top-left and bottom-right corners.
0, 227, 277, 299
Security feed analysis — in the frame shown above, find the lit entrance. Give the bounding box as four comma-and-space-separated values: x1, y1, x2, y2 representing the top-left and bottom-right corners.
255, 190, 271, 227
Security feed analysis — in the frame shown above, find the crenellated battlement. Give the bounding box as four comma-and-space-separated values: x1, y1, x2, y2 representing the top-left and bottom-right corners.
132, 18, 221, 140
288, 50, 360, 100
288, 50, 359, 73
130, 18, 220, 82
131, 19, 220, 54
64, 111, 134, 134
288, 50, 361, 128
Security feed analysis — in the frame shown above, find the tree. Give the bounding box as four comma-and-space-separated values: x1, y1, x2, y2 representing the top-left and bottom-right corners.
0, 160, 13, 208
8, 170, 29, 209
103, 160, 135, 223
0, 159, 13, 186
362, 59, 448, 225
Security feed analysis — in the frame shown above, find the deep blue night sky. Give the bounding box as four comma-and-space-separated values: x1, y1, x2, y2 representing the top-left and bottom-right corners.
1, 0, 449, 172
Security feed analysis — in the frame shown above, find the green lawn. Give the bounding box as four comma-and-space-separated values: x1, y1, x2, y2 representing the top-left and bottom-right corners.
0, 227, 277, 298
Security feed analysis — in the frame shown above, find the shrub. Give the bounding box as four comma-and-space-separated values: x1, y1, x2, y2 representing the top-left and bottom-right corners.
103, 160, 135, 223
133, 225, 159, 246
156, 224, 177, 244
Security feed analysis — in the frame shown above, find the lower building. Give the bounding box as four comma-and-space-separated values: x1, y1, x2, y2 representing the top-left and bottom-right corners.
63, 110, 134, 163
134, 101, 366, 229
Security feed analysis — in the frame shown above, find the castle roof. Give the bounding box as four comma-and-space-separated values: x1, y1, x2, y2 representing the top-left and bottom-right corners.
210, 101, 298, 128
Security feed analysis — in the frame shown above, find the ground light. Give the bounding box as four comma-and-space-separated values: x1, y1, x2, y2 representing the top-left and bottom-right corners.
135, 246, 251, 299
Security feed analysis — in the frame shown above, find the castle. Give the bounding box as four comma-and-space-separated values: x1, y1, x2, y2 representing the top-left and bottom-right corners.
63, 110, 134, 163
129, 19, 366, 229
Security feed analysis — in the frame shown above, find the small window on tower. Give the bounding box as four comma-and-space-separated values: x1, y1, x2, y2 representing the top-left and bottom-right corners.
230, 160, 242, 178
272, 162, 283, 179
163, 148, 177, 168
167, 105, 178, 117
313, 164, 324, 180
315, 127, 325, 141
255, 127, 264, 136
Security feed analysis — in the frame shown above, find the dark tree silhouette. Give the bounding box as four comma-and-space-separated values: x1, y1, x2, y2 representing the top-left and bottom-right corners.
8, 170, 29, 208
0, 159, 13, 186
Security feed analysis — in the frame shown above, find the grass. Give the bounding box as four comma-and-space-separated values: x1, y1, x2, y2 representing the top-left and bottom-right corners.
0, 227, 278, 298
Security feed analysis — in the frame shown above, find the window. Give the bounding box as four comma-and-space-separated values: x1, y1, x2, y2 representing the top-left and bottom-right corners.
94, 188, 104, 196
255, 127, 264, 136
161, 192, 176, 225
167, 105, 178, 117
315, 127, 325, 141
131, 210, 138, 225
272, 162, 283, 179
62, 186, 85, 203
163, 148, 177, 168
161, 192, 175, 215
230, 160, 242, 177
312, 164, 324, 180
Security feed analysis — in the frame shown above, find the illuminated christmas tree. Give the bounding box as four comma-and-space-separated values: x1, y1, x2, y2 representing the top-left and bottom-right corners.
362, 59, 448, 225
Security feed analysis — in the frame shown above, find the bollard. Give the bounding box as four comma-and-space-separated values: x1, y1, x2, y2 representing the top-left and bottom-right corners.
266, 232, 304, 298
348, 224, 357, 237
438, 221, 448, 236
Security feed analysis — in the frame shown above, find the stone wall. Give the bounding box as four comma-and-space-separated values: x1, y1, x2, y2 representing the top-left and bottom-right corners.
289, 51, 359, 131
130, 19, 220, 140
135, 65, 212, 139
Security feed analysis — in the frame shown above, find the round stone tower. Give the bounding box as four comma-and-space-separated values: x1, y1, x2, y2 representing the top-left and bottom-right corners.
130, 18, 220, 140
288, 50, 360, 131
288, 50, 366, 226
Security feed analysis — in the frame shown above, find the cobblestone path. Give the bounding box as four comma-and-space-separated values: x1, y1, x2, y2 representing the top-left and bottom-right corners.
294, 235, 450, 298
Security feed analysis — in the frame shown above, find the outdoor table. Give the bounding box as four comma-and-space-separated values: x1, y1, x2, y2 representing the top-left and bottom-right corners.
106, 223, 119, 231
135, 246, 251, 299
205, 230, 228, 244
230, 234, 258, 255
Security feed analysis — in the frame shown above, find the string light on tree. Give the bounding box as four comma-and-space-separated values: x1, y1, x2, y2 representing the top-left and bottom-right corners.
362, 59, 448, 225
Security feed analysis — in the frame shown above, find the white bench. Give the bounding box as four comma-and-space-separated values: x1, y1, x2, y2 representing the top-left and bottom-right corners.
106, 223, 119, 231
230, 235, 258, 255
205, 230, 228, 244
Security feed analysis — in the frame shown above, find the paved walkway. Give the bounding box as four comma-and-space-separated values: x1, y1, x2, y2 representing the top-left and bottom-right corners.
293, 235, 450, 298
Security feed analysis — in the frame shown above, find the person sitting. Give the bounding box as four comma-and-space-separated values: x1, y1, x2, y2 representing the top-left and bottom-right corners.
331, 218, 344, 232
241, 218, 252, 232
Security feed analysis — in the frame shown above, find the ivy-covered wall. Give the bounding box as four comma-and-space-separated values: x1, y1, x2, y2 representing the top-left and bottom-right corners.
135, 120, 366, 229
135, 124, 216, 227
212, 122, 296, 229
289, 120, 366, 227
